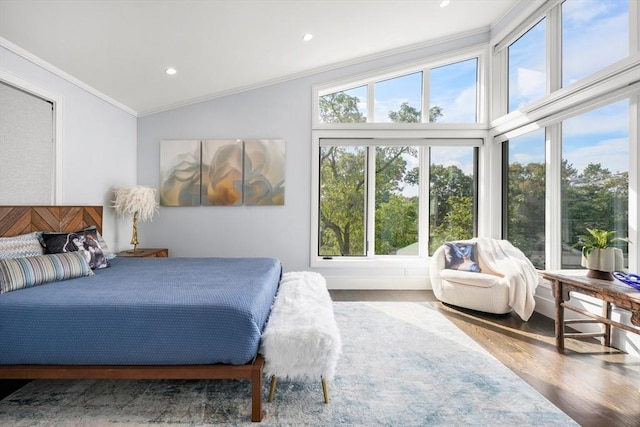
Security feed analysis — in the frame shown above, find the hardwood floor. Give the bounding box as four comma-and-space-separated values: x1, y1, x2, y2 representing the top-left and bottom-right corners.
330, 290, 640, 427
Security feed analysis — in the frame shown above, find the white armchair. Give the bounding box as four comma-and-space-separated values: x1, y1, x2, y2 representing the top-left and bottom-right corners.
429, 237, 539, 321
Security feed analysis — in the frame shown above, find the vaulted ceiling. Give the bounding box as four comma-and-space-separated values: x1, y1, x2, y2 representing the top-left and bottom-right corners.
0, 0, 520, 116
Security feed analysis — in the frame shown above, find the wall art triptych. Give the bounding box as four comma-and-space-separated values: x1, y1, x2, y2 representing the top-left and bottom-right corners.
160, 139, 285, 206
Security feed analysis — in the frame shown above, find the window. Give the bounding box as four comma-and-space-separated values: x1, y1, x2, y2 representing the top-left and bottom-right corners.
508, 18, 546, 112
561, 100, 629, 268
429, 147, 477, 254
374, 72, 422, 123
562, 0, 628, 87
319, 146, 366, 256
317, 139, 478, 259
319, 86, 367, 123
375, 146, 419, 255
316, 53, 481, 125
430, 58, 478, 123
504, 129, 546, 269
0, 81, 55, 204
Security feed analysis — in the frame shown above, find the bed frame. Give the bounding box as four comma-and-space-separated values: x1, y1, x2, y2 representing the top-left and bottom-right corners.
0, 205, 265, 422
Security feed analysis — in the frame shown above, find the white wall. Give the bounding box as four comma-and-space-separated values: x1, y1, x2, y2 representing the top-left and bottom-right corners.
137, 32, 489, 276
0, 45, 138, 250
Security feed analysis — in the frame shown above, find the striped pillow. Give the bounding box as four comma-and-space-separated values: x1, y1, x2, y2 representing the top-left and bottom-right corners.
0, 252, 94, 294
0, 232, 44, 259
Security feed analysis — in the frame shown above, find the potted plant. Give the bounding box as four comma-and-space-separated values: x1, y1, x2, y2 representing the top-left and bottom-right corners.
573, 228, 629, 280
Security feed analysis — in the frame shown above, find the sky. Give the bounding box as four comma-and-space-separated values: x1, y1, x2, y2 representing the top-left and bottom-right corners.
331, 0, 630, 179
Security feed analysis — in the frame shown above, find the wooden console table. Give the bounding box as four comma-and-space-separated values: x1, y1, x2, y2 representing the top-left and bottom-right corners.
541, 271, 640, 352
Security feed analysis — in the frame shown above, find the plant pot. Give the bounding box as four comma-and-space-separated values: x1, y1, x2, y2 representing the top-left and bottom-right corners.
581, 247, 623, 281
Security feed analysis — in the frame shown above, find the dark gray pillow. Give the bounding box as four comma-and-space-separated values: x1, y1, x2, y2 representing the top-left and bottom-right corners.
41, 226, 109, 270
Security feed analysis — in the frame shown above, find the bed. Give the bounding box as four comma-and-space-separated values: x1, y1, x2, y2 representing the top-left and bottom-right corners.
0, 205, 282, 422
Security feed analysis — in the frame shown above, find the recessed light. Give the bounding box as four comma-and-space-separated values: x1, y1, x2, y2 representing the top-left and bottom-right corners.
302, 33, 313, 42
165, 67, 177, 75
440, 0, 450, 7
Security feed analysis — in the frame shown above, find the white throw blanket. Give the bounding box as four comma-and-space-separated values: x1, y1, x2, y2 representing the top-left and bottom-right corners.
475, 237, 540, 321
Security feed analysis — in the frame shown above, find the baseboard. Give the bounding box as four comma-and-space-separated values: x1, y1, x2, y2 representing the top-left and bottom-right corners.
534, 282, 639, 358
325, 276, 431, 290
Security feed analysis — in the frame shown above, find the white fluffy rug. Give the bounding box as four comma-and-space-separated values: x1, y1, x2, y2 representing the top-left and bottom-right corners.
0, 302, 578, 426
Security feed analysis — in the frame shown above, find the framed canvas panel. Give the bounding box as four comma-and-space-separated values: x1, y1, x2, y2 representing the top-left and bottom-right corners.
201, 140, 243, 206
159, 140, 201, 206
244, 139, 285, 205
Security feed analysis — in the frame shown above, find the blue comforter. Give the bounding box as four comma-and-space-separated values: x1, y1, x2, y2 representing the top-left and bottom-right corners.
0, 257, 282, 365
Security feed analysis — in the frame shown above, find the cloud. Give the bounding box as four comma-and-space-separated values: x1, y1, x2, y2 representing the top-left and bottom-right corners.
564, 137, 628, 174
431, 147, 475, 175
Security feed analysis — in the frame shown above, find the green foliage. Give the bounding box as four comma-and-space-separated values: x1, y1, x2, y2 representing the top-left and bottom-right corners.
573, 228, 630, 257
319, 92, 366, 123
388, 102, 443, 123
507, 157, 629, 268
319, 146, 366, 256
429, 196, 474, 253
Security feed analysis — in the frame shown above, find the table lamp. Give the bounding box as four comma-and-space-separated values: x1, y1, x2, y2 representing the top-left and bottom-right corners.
113, 185, 158, 253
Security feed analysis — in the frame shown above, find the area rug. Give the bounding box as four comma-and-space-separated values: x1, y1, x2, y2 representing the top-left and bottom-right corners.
0, 302, 578, 426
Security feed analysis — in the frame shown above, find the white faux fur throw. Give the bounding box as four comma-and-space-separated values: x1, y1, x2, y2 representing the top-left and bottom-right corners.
476, 237, 539, 321
260, 271, 342, 381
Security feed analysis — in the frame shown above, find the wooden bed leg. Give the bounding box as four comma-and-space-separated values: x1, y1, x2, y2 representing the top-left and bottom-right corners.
268, 375, 277, 402
251, 355, 264, 422
321, 377, 329, 404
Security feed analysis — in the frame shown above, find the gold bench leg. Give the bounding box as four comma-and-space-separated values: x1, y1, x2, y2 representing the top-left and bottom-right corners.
268, 375, 277, 403
322, 377, 329, 403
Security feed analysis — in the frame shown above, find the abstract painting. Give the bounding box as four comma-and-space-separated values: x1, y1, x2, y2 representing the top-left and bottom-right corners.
159, 139, 285, 206
159, 140, 201, 206
243, 139, 285, 205
201, 140, 243, 206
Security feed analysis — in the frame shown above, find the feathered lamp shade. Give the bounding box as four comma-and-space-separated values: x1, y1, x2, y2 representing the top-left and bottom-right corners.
113, 185, 158, 253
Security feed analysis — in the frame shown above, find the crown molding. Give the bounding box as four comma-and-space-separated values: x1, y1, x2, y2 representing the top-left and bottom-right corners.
0, 37, 137, 117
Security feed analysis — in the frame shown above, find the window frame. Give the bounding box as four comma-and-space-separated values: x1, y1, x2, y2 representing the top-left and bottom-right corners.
0, 70, 64, 204
312, 46, 489, 130
492, 0, 640, 272
310, 128, 485, 268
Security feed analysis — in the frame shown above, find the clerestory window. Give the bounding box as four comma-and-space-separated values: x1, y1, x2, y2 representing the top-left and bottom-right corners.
317, 56, 480, 125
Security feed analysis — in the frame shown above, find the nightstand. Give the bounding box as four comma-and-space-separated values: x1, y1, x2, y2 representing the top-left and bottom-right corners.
116, 248, 169, 258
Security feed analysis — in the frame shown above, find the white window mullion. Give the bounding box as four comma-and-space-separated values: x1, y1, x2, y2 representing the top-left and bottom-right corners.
547, 3, 562, 94
629, 95, 639, 272
545, 123, 562, 270
366, 146, 376, 256
422, 69, 430, 123
367, 83, 375, 123
419, 146, 430, 256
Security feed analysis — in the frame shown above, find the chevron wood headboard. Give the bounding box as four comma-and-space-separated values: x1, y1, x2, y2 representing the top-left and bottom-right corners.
0, 206, 103, 237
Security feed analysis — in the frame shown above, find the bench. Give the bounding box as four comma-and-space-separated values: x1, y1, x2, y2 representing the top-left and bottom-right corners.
260, 271, 341, 403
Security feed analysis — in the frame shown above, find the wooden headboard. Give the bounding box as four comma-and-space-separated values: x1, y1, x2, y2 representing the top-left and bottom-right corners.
0, 206, 103, 237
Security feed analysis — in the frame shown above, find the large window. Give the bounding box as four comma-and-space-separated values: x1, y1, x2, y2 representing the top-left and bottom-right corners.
318, 140, 478, 259
497, 0, 636, 273
317, 55, 481, 125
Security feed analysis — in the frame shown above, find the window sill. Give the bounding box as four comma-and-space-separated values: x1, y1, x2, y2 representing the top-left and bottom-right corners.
311, 255, 430, 269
